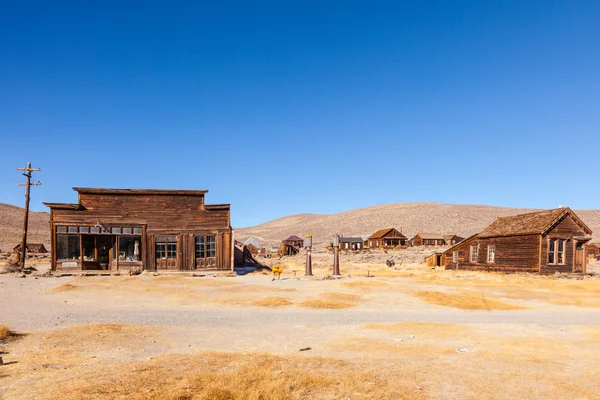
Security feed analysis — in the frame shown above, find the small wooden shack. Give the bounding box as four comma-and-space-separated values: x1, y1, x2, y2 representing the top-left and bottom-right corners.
279, 235, 304, 256
443, 235, 464, 246
587, 243, 600, 259
340, 237, 364, 251
44, 188, 232, 272
367, 228, 407, 249
13, 243, 48, 254
442, 208, 592, 274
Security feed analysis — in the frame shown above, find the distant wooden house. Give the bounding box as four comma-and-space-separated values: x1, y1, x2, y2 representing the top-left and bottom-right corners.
442, 208, 593, 274
279, 235, 304, 256
244, 237, 261, 249
340, 237, 364, 251
409, 233, 446, 246
587, 243, 600, 259
367, 228, 407, 249
443, 235, 464, 246
13, 243, 48, 254
245, 243, 260, 255
257, 247, 268, 257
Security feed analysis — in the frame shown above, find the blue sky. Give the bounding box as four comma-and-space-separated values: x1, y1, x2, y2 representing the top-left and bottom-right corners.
1, 1, 598, 227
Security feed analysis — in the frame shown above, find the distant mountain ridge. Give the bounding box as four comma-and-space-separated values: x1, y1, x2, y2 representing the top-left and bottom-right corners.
235, 202, 600, 248
1, 201, 598, 253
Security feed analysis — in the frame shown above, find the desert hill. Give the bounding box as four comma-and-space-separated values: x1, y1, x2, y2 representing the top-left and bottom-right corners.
1, 201, 599, 253
0, 203, 50, 252
235, 202, 600, 248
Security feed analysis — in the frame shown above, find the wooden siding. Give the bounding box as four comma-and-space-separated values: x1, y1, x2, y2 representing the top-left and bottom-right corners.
477, 235, 540, 272
443, 235, 479, 269
48, 191, 231, 272
539, 215, 589, 274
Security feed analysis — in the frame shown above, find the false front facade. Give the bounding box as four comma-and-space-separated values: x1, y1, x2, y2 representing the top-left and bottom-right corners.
44, 188, 232, 273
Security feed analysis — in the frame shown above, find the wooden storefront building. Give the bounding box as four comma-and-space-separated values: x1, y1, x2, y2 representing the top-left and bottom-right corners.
44, 188, 232, 273
442, 208, 592, 274
367, 228, 407, 249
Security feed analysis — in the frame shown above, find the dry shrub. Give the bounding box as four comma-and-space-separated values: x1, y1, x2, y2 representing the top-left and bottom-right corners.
40, 352, 425, 400
251, 297, 293, 307
320, 291, 362, 302
298, 299, 355, 309
51, 283, 79, 293
0, 324, 14, 340
413, 290, 526, 310
341, 280, 390, 290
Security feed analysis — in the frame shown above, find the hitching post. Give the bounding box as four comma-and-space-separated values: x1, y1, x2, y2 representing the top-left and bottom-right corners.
332, 234, 341, 276
305, 234, 313, 276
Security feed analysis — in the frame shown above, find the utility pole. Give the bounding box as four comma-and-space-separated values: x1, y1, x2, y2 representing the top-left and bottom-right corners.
17, 163, 41, 272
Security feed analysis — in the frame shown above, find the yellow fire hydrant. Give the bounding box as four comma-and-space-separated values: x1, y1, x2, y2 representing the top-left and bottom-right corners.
272, 265, 283, 281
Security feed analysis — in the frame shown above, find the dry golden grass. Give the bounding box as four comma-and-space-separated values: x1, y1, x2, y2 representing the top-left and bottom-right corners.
251, 297, 293, 307
51, 283, 79, 293
341, 279, 390, 290
320, 291, 362, 302
330, 336, 455, 357
413, 290, 526, 310
298, 299, 356, 309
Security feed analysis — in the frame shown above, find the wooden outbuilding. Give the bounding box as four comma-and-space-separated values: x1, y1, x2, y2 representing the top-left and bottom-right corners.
279, 235, 304, 256
340, 237, 364, 251
409, 233, 446, 246
587, 243, 600, 259
443, 235, 464, 246
442, 208, 592, 274
367, 228, 407, 249
44, 188, 232, 273
13, 243, 48, 254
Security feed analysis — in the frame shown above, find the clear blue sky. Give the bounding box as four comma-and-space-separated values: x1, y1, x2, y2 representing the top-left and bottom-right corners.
1, 1, 598, 227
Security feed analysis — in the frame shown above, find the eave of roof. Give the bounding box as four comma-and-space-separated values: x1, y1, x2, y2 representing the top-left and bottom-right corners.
43, 202, 82, 210
73, 188, 208, 196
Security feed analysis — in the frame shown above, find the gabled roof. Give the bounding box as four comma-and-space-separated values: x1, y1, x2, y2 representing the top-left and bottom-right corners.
414, 233, 446, 240
443, 234, 460, 241
478, 207, 592, 238
283, 235, 304, 242
369, 228, 407, 240
13, 243, 47, 252
340, 237, 363, 243
443, 233, 479, 255
244, 237, 261, 248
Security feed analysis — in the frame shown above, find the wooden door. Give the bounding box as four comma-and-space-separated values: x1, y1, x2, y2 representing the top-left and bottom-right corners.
574, 244, 584, 273
156, 241, 178, 270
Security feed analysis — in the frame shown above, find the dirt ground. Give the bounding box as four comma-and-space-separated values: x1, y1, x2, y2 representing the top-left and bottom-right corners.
1, 259, 600, 399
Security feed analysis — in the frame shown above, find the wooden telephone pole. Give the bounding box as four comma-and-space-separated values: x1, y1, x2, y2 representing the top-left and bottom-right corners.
17, 163, 41, 271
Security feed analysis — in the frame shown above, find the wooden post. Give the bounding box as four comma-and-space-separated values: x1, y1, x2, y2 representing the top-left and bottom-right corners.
17, 163, 41, 272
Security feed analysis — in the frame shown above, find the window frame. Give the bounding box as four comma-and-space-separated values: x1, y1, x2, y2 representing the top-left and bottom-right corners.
487, 245, 495, 263
549, 239, 566, 265
452, 251, 458, 263
470, 245, 478, 263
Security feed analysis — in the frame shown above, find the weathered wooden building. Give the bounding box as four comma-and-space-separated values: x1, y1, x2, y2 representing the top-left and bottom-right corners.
443, 235, 464, 246
587, 243, 600, 259
442, 208, 592, 273
279, 235, 304, 256
409, 233, 446, 246
367, 228, 407, 249
44, 188, 232, 272
340, 237, 364, 251
13, 243, 48, 254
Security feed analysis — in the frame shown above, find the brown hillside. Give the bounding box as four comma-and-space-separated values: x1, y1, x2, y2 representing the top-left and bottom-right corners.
235, 203, 600, 248
0, 203, 50, 252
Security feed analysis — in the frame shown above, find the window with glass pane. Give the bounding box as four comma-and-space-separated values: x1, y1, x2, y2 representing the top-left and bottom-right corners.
57, 235, 81, 261
549, 240, 556, 264
206, 236, 216, 258
195, 236, 205, 258
167, 242, 177, 259
57, 226, 67, 233
68, 226, 78, 233
112, 227, 121, 234
119, 236, 142, 261
155, 243, 166, 259
122, 227, 132, 234
453, 251, 458, 263
133, 227, 142, 234
487, 245, 495, 263
79, 226, 89, 234
470, 246, 478, 263
557, 240, 564, 264
90, 226, 100, 234
82, 236, 96, 261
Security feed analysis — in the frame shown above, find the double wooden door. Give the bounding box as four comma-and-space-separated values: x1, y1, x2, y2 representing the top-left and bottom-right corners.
156, 240, 177, 270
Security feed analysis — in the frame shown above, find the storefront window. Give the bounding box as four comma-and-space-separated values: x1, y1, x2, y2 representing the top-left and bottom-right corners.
119, 236, 142, 262
57, 235, 81, 261
82, 236, 96, 261
207, 236, 216, 258
195, 236, 205, 258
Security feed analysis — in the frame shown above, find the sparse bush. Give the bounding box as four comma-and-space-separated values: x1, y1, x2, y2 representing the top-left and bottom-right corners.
128, 268, 142, 276
0, 324, 14, 340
